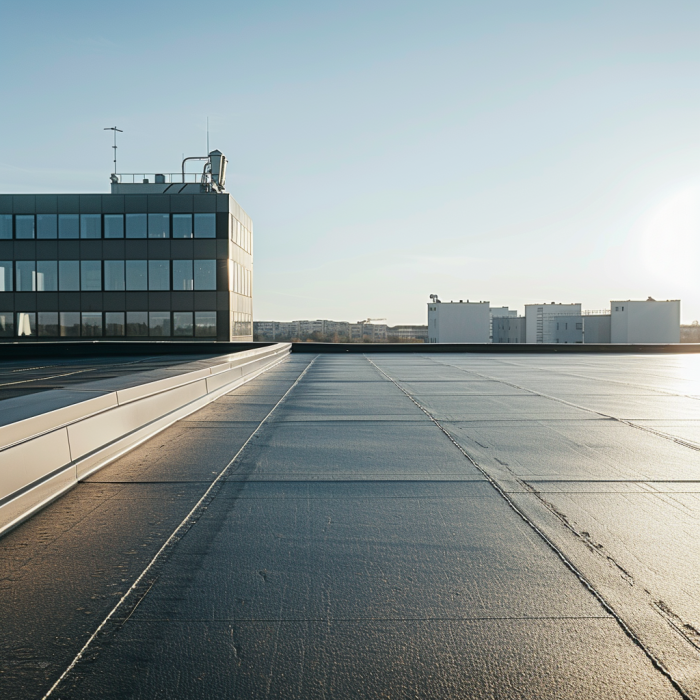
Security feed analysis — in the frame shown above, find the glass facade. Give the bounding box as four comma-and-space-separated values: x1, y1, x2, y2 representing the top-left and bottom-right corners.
0, 193, 252, 341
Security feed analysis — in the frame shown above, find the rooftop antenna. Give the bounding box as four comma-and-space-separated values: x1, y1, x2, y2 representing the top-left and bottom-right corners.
103, 126, 123, 174
206, 117, 210, 154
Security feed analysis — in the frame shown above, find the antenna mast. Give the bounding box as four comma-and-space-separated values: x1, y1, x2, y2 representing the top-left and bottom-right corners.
103, 126, 123, 174
206, 117, 210, 153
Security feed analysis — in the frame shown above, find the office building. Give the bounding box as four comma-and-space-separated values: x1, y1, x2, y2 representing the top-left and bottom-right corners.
0, 151, 253, 341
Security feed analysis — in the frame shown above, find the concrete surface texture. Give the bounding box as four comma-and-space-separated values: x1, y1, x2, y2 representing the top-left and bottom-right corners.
2, 353, 700, 698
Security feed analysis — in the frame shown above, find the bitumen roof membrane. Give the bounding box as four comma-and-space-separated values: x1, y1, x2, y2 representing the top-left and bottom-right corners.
2, 352, 700, 699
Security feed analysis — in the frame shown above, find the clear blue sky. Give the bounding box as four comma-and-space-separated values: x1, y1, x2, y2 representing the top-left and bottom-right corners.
2, 0, 700, 323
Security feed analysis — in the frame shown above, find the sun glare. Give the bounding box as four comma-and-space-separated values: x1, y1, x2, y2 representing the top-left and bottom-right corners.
641, 184, 700, 289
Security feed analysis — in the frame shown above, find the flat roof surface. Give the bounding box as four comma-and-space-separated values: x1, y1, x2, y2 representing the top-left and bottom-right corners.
0, 355, 218, 402
2, 353, 700, 698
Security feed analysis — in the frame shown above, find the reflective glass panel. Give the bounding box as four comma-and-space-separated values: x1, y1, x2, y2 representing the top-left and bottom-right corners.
104, 214, 124, 238
148, 213, 169, 238
126, 311, 148, 336
17, 312, 36, 336
172, 260, 193, 290
59, 261, 80, 291
81, 312, 103, 337
104, 260, 125, 291
194, 213, 216, 238
37, 214, 58, 239
36, 261, 58, 291
126, 213, 147, 238
58, 214, 79, 239
38, 312, 59, 337
0, 215, 11, 240
16, 261, 36, 291
126, 260, 147, 290
173, 311, 193, 336
60, 312, 81, 337
105, 312, 125, 336
80, 214, 101, 239
194, 260, 216, 290
195, 311, 217, 337
172, 214, 193, 238
0, 313, 14, 337
0, 262, 13, 291
81, 261, 101, 291
149, 312, 171, 336
148, 260, 169, 290
15, 215, 35, 239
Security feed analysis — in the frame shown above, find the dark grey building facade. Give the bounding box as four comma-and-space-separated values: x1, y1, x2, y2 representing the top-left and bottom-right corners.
0, 161, 253, 341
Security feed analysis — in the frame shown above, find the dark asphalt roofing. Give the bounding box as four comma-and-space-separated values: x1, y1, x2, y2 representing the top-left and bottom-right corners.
3, 353, 700, 698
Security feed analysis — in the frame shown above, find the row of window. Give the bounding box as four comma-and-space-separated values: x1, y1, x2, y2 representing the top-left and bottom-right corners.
0, 259, 218, 292
2, 311, 217, 338
0, 213, 216, 240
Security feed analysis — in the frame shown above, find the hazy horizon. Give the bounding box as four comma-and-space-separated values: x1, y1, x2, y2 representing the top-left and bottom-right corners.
2, 0, 699, 325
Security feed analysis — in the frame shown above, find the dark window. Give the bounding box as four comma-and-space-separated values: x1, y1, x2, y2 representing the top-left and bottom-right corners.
0, 261, 13, 291
194, 213, 216, 238
17, 312, 36, 336
81, 312, 103, 337
126, 260, 147, 290
148, 213, 169, 238
104, 214, 124, 239
173, 311, 193, 336
194, 260, 216, 290
149, 311, 171, 336
37, 261, 58, 291
126, 213, 147, 238
59, 261, 80, 291
80, 214, 101, 239
104, 260, 125, 291
37, 214, 58, 239
38, 312, 59, 337
0, 312, 14, 337
105, 312, 125, 336
16, 261, 36, 291
148, 260, 169, 290
195, 311, 216, 337
576, 323, 583, 330
0, 215, 11, 240
59, 214, 79, 239
172, 214, 193, 238
60, 312, 80, 337
81, 261, 102, 291
15, 215, 35, 239
172, 260, 193, 290
126, 311, 148, 336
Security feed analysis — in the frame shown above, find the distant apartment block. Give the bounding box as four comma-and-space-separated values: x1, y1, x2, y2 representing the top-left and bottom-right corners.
0, 151, 253, 341
253, 319, 393, 342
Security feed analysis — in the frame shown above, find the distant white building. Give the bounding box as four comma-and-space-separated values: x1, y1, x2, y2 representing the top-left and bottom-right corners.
610, 299, 680, 343
543, 315, 583, 343
524, 303, 582, 343
427, 300, 490, 343
492, 316, 525, 343
489, 306, 517, 342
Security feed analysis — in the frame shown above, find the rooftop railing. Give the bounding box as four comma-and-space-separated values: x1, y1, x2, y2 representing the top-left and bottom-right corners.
113, 173, 207, 184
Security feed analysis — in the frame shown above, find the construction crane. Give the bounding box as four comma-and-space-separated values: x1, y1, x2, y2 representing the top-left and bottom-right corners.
361, 318, 386, 324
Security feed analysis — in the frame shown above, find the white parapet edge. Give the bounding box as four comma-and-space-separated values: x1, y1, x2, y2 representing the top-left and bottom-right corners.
0, 343, 291, 537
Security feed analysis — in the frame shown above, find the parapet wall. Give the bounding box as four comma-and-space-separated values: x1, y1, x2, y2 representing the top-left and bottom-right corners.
0, 343, 291, 536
